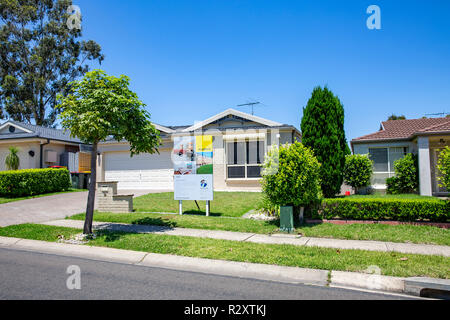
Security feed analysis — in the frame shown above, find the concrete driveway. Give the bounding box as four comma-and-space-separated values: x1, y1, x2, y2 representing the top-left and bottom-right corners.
0, 189, 159, 227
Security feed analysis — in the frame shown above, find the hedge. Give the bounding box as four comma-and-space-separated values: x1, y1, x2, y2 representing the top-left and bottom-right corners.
319, 198, 450, 223
0, 169, 72, 197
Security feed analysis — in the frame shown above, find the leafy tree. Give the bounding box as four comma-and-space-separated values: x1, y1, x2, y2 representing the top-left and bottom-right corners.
58, 70, 161, 234
5, 146, 19, 170
386, 153, 419, 194
437, 147, 450, 190
301, 86, 349, 198
343, 154, 373, 193
0, 0, 104, 126
387, 114, 406, 121
261, 142, 321, 209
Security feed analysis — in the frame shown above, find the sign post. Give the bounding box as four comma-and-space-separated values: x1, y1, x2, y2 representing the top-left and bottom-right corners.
172, 135, 214, 215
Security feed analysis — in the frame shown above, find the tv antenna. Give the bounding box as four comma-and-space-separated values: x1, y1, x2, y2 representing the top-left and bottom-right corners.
237, 101, 261, 115
425, 112, 450, 118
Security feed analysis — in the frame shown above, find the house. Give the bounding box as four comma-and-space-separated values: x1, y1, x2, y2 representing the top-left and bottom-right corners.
351, 117, 450, 196
0, 120, 91, 172
97, 109, 301, 191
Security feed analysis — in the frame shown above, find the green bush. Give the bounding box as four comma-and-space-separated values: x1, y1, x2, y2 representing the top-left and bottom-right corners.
343, 154, 373, 192
261, 142, 322, 207
320, 198, 449, 223
0, 168, 71, 197
386, 154, 419, 194
5, 147, 20, 171
437, 147, 450, 190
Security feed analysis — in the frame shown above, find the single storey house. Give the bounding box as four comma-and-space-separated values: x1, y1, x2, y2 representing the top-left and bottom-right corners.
97, 109, 301, 191
351, 117, 450, 196
0, 120, 91, 172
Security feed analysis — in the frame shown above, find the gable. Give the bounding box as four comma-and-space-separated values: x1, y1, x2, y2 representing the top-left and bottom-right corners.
0, 123, 33, 135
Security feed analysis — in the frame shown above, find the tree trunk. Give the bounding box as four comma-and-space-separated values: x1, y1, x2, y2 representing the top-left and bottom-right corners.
298, 207, 305, 225
83, 142, 98, 235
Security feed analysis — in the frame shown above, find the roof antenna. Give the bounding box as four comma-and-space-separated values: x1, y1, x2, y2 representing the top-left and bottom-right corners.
237, 101, 261, 115
425, 112, 449, 118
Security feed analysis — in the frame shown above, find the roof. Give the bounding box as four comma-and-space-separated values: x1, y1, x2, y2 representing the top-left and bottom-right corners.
0, 120, 83, 144
352, 117, 450, 144
182, 108, 283, 132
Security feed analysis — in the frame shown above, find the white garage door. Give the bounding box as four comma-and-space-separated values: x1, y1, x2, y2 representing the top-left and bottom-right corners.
104, 151, 173, 190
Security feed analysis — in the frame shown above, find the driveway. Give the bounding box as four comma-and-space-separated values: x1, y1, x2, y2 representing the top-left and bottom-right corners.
0, 189, 159, 227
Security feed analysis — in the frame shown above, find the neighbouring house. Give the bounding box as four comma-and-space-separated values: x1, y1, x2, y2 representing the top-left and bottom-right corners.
0, 120, 92, 172
97, 108, 301, 191
351, 117, 450, 196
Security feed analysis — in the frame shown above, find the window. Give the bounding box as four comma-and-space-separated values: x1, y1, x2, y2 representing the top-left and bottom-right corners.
227, 141, 265, 179
368, 147, 408, 186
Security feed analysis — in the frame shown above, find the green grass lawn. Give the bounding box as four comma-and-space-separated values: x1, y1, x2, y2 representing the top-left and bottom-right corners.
69, 211, 450, 246
0, 224, 448, 279
133, 192, 262, 217
0, 189, 87, 205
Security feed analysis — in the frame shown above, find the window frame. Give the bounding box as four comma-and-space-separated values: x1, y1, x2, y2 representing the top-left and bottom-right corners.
368, 146, 409, 185
226, 139, 265, 180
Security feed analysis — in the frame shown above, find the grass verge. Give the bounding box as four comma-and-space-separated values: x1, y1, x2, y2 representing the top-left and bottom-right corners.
0, 224, 448, 279
69, 211, 450, 246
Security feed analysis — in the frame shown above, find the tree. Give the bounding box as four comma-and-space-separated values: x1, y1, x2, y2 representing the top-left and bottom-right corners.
301, 86, 349, 198
5, 146, 19, 170
0, 0, 104, 126
437, 147, 450, 190
343, 154, 373, 193
58, 70, 161, 234
261, 142, 321, 209
386, 153, 419, 194
387, 114, 406, 121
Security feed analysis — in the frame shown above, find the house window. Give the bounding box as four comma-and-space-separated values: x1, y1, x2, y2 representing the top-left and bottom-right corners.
369, 147, 408, 185
227, 141, 265, 179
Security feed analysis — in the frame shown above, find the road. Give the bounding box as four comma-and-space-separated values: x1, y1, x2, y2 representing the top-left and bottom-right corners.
0, 248, 418, 300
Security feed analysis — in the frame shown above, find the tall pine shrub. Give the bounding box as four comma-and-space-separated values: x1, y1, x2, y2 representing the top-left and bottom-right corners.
301, 86, 349, 198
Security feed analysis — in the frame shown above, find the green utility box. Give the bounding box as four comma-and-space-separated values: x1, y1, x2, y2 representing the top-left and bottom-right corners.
71, 173, 80, 189
280, 206, 294, 233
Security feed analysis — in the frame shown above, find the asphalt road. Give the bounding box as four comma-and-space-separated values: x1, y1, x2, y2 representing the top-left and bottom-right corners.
0, 247, 417, 300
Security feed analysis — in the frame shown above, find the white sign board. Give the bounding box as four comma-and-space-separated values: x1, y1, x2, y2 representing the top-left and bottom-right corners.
174, 175, 214, 201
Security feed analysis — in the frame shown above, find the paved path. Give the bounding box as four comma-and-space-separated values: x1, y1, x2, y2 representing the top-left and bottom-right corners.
41, 219, 450, 257
0, 190, 155, 227
0, 247, 414, 300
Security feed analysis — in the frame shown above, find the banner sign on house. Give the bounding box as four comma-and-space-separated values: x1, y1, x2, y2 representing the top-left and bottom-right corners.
173, 135, 214, 201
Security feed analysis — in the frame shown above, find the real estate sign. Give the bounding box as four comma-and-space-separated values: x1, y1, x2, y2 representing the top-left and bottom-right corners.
173, 135, 214, 201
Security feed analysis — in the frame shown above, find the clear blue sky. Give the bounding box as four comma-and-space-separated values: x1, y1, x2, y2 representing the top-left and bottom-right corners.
76, 0, 450, 141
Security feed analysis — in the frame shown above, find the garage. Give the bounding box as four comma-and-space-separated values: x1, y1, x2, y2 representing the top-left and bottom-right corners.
104, 151, 173, 190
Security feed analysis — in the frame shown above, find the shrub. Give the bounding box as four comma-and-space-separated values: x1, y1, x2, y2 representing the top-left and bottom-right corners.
5, 147, 20, 170
0, 168, 71, 197
301, 86, 349, 198
437, 147, 450, 190
261, 142, 321, 208
320, 198, 449, 223
386, 153, 419, 194
343, 154, 373, 192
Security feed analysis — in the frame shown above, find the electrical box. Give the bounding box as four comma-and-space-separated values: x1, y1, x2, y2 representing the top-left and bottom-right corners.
45, 150, 58, 163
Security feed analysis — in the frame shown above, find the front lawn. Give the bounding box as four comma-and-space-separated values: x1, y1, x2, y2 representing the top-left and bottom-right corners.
133, 192, 262, 217
0, 224, 448, 279
0, 189, 86, 205
69, 211, 450, 246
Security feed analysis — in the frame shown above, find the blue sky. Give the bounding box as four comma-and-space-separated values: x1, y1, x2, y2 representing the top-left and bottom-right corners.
76, 0, 450, 141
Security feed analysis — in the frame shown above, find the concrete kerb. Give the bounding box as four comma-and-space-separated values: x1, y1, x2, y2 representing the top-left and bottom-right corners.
2, 235, 447, 297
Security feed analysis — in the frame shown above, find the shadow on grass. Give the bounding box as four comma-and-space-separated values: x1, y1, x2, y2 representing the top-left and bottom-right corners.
131, 217, 178, 228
